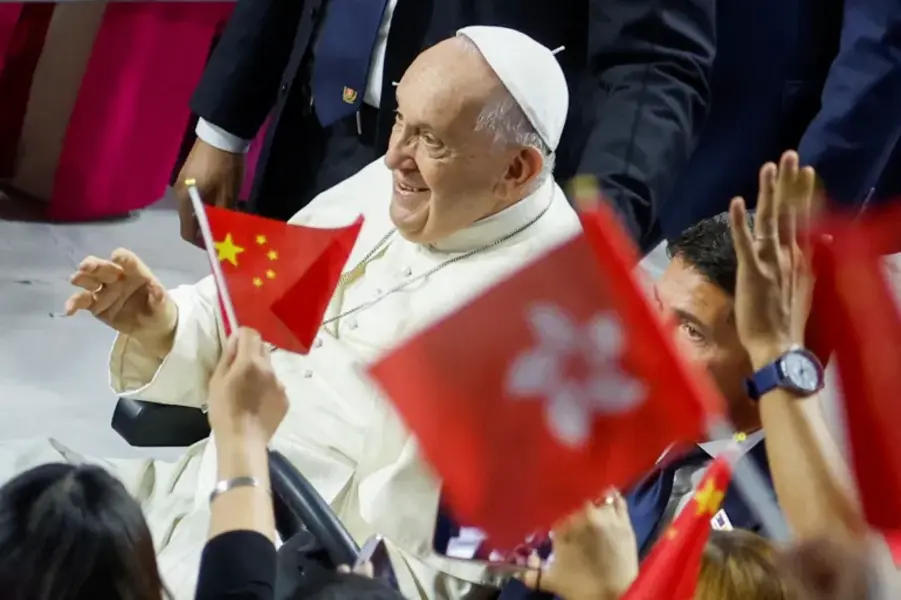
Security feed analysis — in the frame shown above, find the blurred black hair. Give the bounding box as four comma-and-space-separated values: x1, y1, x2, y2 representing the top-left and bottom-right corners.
667, 211, 756, 295
0, 463, 166, 600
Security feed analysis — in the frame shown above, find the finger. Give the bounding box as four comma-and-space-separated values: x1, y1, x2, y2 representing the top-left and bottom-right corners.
69, 272, 105, 292
218, 333, 240, 374
776, 151, 801, 239
612, 490, 629, 521
729, 197, 757, 269
64, 290, 94, 316
110, 248, 154, 281
336, 565, 351, 574
236, 327, 262, 362
518, 560, 545, 591
753, 162, 779, 242
89, 283, 126, 316
78, 256, 126, 284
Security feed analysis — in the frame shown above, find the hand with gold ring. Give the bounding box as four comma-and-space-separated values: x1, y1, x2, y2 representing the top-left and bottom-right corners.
729, 150, 818, 367
517, 490, 638, 600
65, 248, 178, 359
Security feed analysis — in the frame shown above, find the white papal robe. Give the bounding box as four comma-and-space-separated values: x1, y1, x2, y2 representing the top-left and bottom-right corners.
0, 158, 581, 599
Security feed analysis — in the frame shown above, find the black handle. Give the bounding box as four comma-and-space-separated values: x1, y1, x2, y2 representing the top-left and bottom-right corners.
268, 450, 359, 567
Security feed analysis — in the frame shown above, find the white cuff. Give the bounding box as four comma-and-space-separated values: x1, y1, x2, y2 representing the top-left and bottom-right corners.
195, 118, 252, 154
109, 281, 224, 408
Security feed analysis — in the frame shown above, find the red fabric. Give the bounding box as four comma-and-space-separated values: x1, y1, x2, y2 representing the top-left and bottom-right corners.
0, 3, 54, 178
204, 205, 362, 354
809, 209, 901, 533
368, 202, 725, 546
806, 200, 901, 363
622, 455, 732, 600
49, 3, 233, 221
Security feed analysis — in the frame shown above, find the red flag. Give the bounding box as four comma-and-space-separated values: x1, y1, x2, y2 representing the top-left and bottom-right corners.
809, 211, 901, 533
368, 201, 724, 546
622, 455, 733, 600
805, 199, 901, 363
204, 204, 362, 353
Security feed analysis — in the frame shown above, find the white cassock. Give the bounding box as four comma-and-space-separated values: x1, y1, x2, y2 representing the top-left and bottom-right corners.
0, 158, 581, 599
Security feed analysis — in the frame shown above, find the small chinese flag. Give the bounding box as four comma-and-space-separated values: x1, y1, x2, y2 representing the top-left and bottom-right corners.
622, 455, 733, 600
807, 208, 901, 534
368, 191, 724, 546
204, 205, 362, 353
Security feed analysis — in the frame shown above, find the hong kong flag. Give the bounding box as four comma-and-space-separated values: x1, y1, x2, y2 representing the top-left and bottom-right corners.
368, 193, 725, 546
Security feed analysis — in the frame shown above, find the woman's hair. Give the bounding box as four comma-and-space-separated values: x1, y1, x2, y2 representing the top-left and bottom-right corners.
696, 529, 800, 600
0, 463, 166, 600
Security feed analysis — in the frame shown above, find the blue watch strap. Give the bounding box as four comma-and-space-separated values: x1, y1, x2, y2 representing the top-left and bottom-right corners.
745, 361, 782, 401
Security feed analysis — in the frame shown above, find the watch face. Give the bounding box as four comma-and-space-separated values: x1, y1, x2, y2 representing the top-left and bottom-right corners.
781, 352, 821, 392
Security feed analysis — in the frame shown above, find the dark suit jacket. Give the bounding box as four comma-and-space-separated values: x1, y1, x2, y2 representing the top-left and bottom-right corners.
650, 0, 901, 249
190, 0, 715, 238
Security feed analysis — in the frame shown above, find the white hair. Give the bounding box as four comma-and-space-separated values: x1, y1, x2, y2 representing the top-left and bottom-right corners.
457, 34, 556, 193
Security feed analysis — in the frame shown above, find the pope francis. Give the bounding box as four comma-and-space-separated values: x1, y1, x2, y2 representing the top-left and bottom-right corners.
4, 27, 582, 599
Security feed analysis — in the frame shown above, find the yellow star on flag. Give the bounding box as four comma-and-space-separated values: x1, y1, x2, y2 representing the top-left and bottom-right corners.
694, 480, 725, 517
215, 234, 245, 267
267, 250, 278, 261
266, 269, 276, 280
256, 234, 267, 245
253, 277, 264, 288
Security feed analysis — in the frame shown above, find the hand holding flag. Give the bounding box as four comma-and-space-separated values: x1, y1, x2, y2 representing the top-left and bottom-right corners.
187, 181, 363, 353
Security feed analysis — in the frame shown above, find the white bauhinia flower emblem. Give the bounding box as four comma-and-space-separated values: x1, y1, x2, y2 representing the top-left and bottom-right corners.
506, 303, 646, 448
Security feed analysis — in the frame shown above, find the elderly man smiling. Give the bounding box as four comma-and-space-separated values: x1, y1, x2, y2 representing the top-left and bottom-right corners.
4, 27, 582, 599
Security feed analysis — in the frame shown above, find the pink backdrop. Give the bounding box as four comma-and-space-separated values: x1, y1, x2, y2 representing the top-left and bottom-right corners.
0, 2, 268, 221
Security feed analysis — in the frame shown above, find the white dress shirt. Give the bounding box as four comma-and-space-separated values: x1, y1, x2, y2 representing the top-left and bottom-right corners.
196, 0, 399, 154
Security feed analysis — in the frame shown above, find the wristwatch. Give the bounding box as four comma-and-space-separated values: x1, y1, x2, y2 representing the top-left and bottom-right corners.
745, 346, 825, 401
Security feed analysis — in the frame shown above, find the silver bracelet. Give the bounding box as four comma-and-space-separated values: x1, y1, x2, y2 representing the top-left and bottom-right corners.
208, 476, 268, 504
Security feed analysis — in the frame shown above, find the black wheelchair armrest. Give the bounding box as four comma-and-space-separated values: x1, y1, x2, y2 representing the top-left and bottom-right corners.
269, 450, 359, 567
111, 397, 211, 447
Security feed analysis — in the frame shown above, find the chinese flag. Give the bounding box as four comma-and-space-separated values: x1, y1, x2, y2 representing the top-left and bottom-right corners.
368, 199, 725, 546
204, 205, 362, 353
622, 455, 732, 600
808, 210, 901, 534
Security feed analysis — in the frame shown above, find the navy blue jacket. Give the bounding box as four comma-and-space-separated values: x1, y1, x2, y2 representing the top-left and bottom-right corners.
647, 0, 901, 250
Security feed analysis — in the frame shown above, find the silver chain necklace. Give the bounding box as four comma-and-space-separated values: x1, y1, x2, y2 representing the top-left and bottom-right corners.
321, 195, 553, 327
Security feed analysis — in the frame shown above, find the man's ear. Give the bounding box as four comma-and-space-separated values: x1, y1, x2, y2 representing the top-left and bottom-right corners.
502, 146, 544, 195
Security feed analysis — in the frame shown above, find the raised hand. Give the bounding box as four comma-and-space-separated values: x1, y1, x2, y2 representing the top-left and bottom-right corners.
65, 248, 177, 356
519, 491, 638, 600
175, 139, 245, 248
208, 328, 288, 444
729, 151, 817, 365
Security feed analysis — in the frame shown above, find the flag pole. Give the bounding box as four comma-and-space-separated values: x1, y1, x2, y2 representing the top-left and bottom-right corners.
706, 417, 789, 542
186, 180, 239, 332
